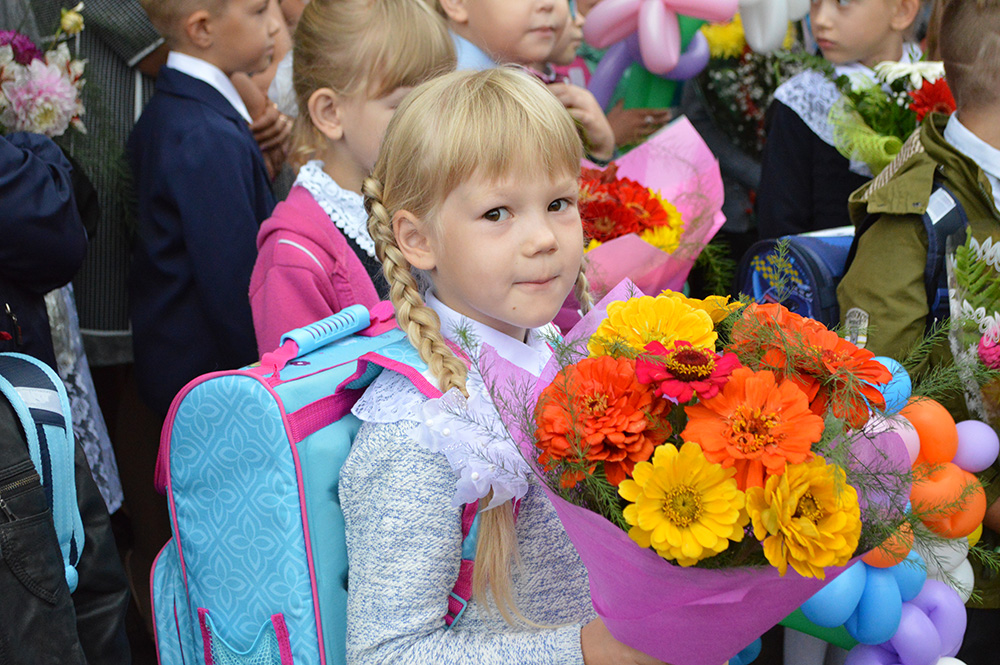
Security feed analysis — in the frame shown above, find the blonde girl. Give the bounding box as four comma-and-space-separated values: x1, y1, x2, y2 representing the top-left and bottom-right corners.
341, 67, 666, 665
249, 0, 454, 353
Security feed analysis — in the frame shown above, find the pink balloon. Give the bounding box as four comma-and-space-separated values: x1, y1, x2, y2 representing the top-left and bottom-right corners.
638, 0, 680, 73
888, 603, 940, 665
876, 415, 920, 466
582, 0, 642, 48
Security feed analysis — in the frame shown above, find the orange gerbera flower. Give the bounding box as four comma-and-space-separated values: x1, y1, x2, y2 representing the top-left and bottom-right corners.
535, 356, 670, 487
681, 367, 823, 490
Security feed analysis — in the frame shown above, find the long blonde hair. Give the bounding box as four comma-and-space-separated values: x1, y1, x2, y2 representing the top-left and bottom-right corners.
363, 68, 593, 623
289, 0, 455, 167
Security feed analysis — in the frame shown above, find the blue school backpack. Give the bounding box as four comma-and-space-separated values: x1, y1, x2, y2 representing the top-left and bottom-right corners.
0, 352, 85, 591
737, 183, 969, 328
151, 302, 480, 665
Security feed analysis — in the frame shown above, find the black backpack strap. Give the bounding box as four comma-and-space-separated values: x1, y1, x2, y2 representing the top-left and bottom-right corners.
844, 180, 968, 331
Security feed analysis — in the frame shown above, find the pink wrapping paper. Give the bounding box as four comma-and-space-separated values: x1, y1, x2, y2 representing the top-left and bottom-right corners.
582, 116, 727, 300
481, 281, 856, 665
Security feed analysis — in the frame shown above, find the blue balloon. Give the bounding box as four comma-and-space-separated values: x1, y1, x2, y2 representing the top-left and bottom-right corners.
802, 561, 868, 627
889, 550, 927, 603
729, 638, 762, 665
871, 357, 912, 415
847, 566, 903, 645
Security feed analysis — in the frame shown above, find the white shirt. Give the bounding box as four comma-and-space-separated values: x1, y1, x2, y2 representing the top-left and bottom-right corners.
944, 114, 1000, 212
165, 51, 252, 123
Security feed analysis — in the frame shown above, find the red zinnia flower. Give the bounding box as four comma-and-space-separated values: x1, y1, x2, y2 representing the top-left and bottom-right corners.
535, 356, 670, 487
909, 79, 956, 123
636, 341, 742, 403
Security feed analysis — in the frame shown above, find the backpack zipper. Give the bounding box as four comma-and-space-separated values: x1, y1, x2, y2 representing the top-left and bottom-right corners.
0, 470, 41, 521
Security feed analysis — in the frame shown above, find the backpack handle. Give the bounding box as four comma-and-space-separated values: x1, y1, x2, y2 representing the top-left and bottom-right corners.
280, 305, 371, 358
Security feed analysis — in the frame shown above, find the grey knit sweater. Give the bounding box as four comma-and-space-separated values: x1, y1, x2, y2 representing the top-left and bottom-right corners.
339, 419, 596, 665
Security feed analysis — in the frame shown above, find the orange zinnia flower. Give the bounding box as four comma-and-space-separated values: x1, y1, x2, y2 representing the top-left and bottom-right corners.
681, 367, 823, 490
535, 356, 669, 487
733, 303, 892, 428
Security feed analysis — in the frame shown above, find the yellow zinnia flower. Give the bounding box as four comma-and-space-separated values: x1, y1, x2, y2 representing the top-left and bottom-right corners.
701, 15, 746, 60
659, 291, 743, 324
584, 238, 603, 253
639, 191, 684, 253
589, 295, 717, 357
746, 457, 862, 579
619, 442, 749, 566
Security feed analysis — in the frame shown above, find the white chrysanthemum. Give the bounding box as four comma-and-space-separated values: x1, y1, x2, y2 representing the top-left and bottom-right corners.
874, 61, 946, 89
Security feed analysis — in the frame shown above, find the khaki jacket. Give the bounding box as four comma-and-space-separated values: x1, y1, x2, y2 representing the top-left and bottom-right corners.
837, 113, 1000, 606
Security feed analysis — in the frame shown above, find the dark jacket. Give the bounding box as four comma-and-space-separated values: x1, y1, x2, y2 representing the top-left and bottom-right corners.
756, 100, 871, 240
0, 394, 131, 664
127, 66, 276, 415
837, 113, 1000, 607
0, 132, 88, 369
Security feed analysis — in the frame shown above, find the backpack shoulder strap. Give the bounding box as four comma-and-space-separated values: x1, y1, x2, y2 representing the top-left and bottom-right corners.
844, 179, 969, 329
0, 352, 84, 591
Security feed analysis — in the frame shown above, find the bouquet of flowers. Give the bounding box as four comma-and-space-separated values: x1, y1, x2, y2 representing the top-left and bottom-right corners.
947, 233, 1000, 428
573, 117, 726, 312
0, 3, 87, 137
698, 14, 815, 157
417, 275, 998, 664
830, 60, 955, 175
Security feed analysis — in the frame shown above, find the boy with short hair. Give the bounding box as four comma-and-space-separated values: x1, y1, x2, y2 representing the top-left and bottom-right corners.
756, 0, 922, 239
129, 0, 280, 416
838, 3, 1000, 660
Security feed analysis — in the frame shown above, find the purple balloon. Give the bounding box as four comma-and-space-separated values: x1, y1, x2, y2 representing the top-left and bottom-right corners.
953, 420, 1000, 473
889, 603, 940, 665
910, 579, 968, 657
586, 31, 710, 109
845, 644, 901, 665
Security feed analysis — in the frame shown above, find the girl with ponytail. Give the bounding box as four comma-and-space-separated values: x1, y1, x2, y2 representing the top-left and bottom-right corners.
341, 67, 667, 665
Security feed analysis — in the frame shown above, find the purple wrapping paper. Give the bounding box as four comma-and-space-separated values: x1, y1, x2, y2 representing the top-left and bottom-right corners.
481, 281, 858, 665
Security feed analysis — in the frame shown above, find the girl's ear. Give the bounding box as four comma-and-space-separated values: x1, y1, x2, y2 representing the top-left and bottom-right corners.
307, 88, 345, 141
184, 9, 215, 49
438, 0, 469, 24
892, 0, 921, 32
393, 210, 436, 271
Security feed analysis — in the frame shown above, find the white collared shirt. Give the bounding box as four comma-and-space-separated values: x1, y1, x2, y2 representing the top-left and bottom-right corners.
425, 291, 554, 378
944, 114, 1000, 213
165, 51, 252, 123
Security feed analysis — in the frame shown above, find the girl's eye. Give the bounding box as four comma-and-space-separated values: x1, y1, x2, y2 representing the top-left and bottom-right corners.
484, 207, 511, 222
548, 198, 571, 212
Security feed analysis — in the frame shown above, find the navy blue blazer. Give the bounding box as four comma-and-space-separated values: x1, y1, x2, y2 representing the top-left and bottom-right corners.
0, 132, 88, 368
128, 67, 276, 415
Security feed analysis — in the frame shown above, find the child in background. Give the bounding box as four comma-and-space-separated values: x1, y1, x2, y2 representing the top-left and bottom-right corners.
341, 67, 664, 664
130, 0, 280, 416
550, 0, 588, 86
437, 0, 615, 162
755, 0, 921, 239
837, 3, 1000, 659
249, 0, 454, 354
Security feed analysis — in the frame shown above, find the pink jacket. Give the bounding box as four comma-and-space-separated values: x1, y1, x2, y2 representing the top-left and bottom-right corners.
250, 186, 379, 354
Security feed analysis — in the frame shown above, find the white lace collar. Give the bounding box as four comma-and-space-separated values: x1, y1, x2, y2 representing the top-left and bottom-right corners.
294, 161, 376, 259
774, 43, 923, 176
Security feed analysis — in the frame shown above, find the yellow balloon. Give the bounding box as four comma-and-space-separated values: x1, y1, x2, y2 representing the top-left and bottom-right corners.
969, 523, 983, 548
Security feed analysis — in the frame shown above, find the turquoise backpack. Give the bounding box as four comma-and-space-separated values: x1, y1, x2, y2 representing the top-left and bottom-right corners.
151, 303, 480, 665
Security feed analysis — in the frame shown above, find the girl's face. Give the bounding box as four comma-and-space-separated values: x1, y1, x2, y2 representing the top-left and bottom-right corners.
809, 0, 909, 67
336, 86, 413, 181
410, 169, 583, 340
550, 2, 585, 66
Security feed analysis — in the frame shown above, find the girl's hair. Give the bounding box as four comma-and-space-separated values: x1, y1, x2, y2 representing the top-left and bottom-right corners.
289, 0, 455, 167
363, 67, 592, 623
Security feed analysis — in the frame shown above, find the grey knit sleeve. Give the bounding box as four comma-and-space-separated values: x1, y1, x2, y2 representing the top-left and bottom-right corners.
339, 420, 589, 665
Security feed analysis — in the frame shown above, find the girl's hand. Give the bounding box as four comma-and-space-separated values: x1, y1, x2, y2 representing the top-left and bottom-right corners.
548, 82, 616, 163
606, 101, 671, 148
581, 618, 671, 665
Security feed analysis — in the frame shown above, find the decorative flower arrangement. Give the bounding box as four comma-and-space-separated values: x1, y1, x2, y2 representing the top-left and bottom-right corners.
829, 60, 955, 175
415, 277, 998, 664
947, 234, 1000, 428
697, 14, 813, 157
0, 4, 87, 137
